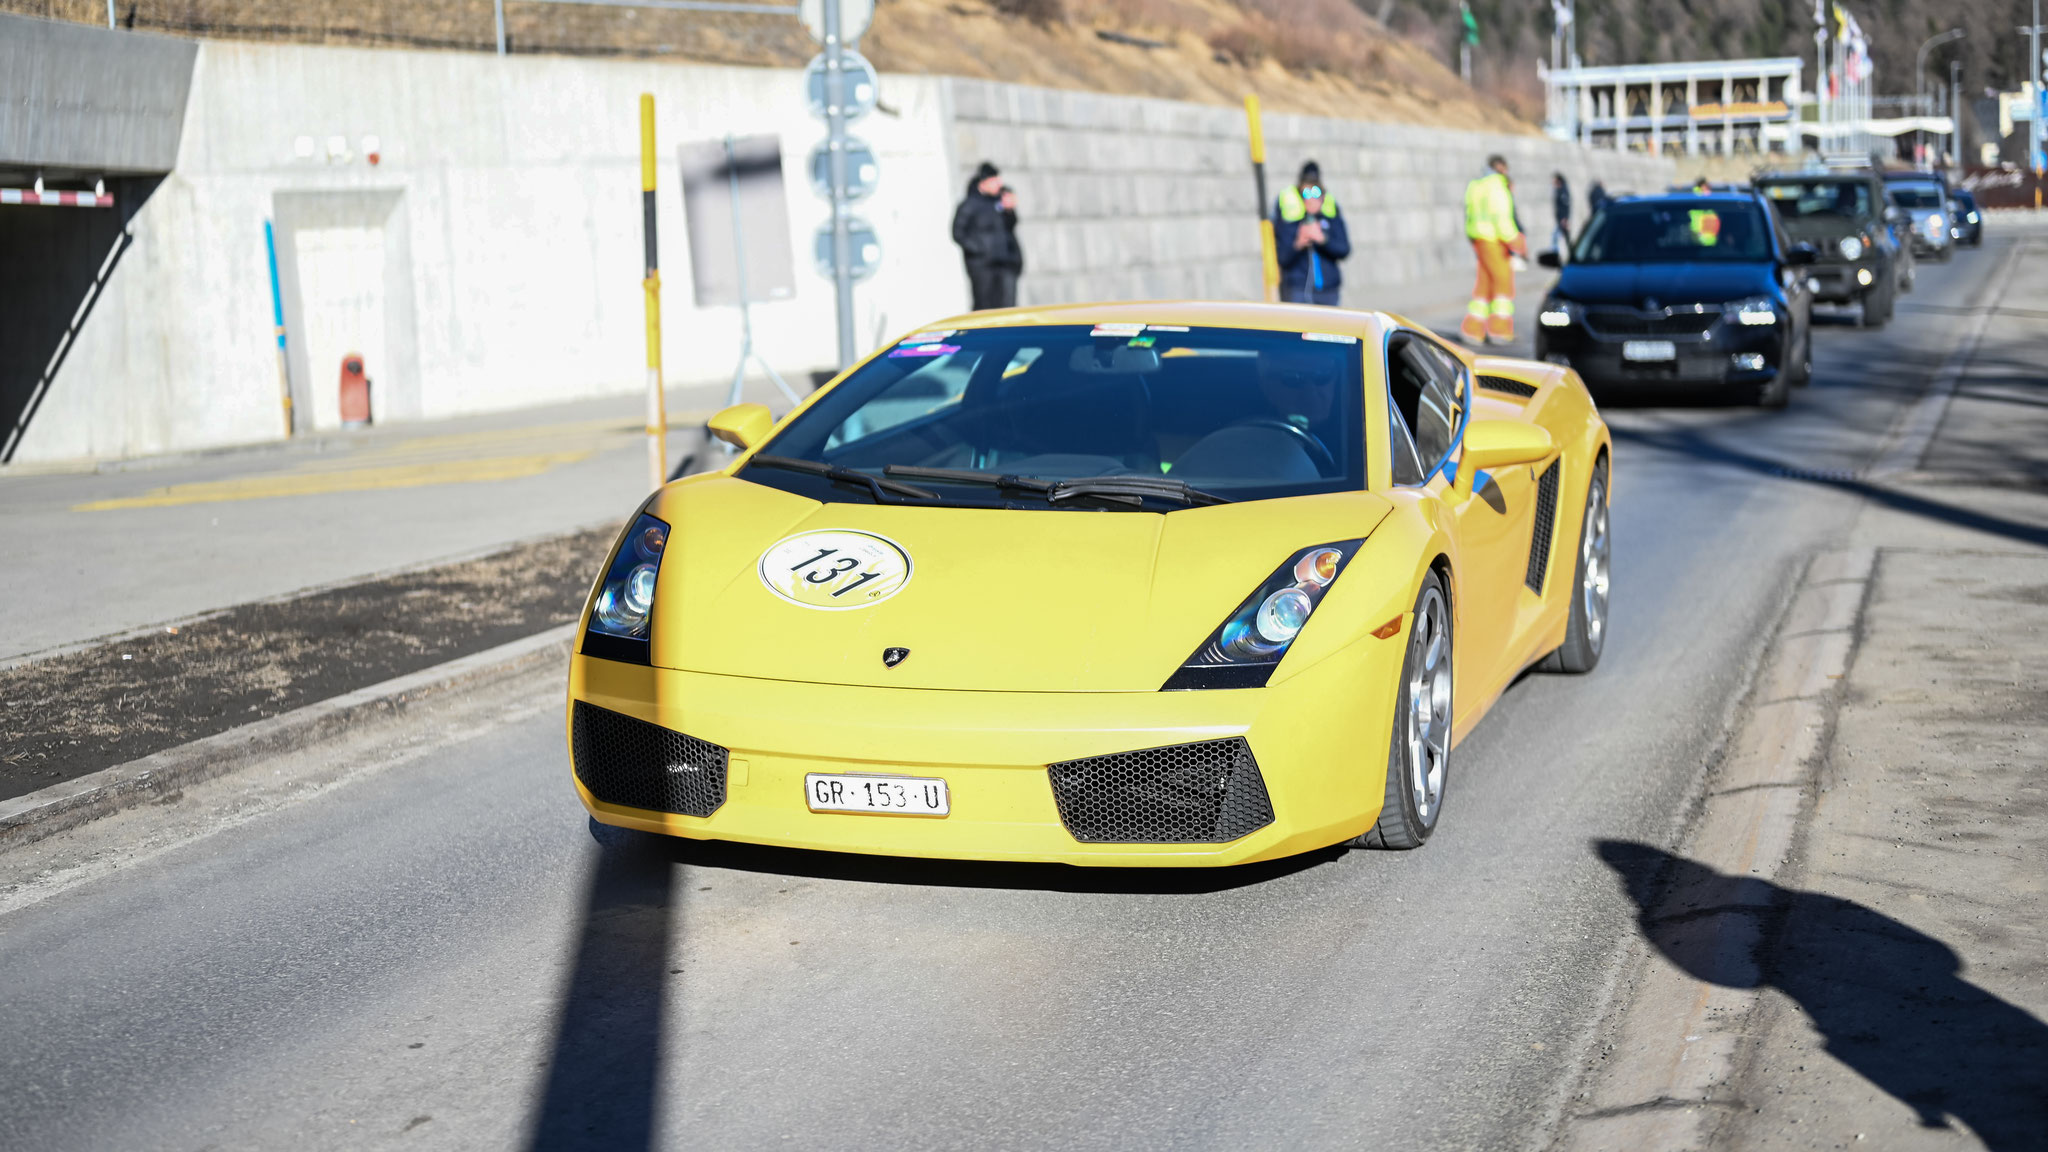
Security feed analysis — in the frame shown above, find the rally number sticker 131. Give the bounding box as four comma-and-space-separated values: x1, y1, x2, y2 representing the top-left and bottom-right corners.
758, 529, 914, 610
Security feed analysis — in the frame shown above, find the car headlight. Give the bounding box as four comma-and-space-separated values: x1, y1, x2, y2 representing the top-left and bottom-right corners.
1968, 211, 1980, 223
588, 512, 669, 644
1838, 235, 1864, 261
1930, 213, 1945, 229
1731, 296, 1779, 326
1539, 299, 1577, 327
1164, 541, 1361, 690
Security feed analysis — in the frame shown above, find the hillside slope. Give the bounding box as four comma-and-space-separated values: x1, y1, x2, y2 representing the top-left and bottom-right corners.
5, 0, 1529, 132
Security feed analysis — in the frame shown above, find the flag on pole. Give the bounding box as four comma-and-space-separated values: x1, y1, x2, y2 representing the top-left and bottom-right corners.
1551, 0, 1572, 29
1461, 0, 1480, 45
1812, 0, 1825, 26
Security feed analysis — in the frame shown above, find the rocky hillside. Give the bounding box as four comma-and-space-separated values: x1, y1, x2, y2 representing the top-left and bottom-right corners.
6, 0, 1529, 132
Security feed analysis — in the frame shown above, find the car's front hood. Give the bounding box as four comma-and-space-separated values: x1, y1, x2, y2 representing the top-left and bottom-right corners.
1555, 262, 1774, 307
640, 476, 1392, 692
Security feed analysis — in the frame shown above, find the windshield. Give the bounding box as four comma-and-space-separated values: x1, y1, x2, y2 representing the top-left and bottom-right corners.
1571, 200, 1773, 264
1760, 180, 1871, 219
744, 324, 1367, 508
1889, 184, 1944, 209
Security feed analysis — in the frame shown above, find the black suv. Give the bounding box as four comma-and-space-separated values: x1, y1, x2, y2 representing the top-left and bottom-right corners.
1535, 191, 1816, 408
1756, 170, 1910, 328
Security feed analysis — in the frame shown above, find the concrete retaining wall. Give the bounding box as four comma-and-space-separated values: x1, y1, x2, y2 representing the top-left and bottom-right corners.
948, 78, 1675, 308
9, 34, 1674, 464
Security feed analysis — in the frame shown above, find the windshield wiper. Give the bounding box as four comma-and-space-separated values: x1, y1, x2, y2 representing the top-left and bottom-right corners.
885, 465, 1140, 508
1049, 476, 1231, 506
748, 454, 937, 502
884, 465, 1231, 508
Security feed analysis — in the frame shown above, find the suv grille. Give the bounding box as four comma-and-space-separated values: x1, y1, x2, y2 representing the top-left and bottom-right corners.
1047, 736, 1274, 843
1584, 306, 1719, 338
1526, 461, 1560, 594
571, 701, 728, 818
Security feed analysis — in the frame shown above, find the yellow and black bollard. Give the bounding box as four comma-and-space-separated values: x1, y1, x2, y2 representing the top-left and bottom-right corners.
640, 93, 668, 491
1245, 95, 1279, 303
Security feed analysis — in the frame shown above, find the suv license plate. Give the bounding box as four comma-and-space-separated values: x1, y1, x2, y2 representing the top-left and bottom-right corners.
1623, 340, 1677, 362
806, 772, 950, 816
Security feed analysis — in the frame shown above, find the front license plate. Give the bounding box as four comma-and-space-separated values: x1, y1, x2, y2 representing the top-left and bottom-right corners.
806, 773, 950, 816
1622, 340, 1677, 362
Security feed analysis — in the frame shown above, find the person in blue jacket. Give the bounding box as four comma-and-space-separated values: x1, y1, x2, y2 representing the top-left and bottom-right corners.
1274, 160, 1351, 306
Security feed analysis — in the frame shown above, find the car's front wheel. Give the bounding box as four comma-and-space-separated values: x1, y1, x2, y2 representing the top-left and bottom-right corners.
1356, 572, 1451, 850
1539, 461, 1610, 673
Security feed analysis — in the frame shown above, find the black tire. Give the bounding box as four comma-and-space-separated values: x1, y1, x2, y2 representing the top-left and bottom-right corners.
1860, 282, 1891, 330
1538, 462, 1610, 674
1788, 329, 1812, 387
1355, 572, 1451, 850
1751, 369, 1790, 408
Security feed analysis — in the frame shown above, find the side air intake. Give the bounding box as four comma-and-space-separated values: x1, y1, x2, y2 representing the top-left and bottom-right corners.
1526, 461, 1560, 594
1478, 374, 1539, 399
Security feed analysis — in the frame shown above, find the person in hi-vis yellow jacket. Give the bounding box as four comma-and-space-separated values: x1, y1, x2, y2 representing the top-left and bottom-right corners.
1462, 155, 1527, 344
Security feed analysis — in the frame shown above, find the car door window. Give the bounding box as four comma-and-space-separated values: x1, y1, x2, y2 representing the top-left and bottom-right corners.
1386, 390, 1425, 485
1385, 333, 1463, 479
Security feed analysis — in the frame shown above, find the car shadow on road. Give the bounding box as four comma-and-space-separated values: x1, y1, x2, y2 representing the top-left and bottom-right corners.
649, 827, 1344, 895
526, 822, 677, 1152
1610, 421, 2048, 550
1597, 840, 2048, 1149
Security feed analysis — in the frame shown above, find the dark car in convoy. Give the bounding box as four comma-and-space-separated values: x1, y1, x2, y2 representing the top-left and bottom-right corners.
1756, 170, 1910, 328
1883, 171, 1955, 261
1949, 188, 1984, 247
1534, 192, 1815, 408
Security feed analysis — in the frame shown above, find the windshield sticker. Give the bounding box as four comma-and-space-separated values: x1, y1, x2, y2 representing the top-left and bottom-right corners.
1302, 332, 1359, 344
899, 330, 954, 344
758, 529, 914, 611
887, 343, 959, 358
1089, 323, 1145, 336
1145, 324, 1190, 332
1125, 335, 1157, 349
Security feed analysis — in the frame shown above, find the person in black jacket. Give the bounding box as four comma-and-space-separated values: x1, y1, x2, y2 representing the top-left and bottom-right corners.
1273, 161, 1351, 306
952, 161, 1023, 310
1550, 171, 1572, 258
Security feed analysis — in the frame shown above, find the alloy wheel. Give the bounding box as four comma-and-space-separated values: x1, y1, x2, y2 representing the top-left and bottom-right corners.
1580, 478, 1611, 654
1405, 586, 1451, 824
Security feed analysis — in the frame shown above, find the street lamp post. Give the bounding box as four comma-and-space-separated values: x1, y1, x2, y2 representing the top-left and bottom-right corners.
1914, 28, 1963, 168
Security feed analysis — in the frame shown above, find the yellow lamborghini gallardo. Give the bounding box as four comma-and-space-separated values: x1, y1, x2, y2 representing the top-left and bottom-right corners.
567, 302, 1612, 866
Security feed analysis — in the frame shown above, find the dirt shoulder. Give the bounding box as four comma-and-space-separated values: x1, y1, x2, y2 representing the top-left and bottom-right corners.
0, 525, 615, 803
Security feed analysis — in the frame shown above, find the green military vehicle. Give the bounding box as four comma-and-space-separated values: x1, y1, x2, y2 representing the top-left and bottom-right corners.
1755, 169, 1913, 329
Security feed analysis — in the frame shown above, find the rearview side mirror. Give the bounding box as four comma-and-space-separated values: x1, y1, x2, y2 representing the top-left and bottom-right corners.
708, 403, 774, 452
1454, 420, 1556, 497
1537, 251, 1562, 269
1785, 242, 1819, 266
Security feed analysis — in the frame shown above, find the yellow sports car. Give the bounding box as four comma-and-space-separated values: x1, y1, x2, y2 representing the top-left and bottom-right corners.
567, 302, 1611, 866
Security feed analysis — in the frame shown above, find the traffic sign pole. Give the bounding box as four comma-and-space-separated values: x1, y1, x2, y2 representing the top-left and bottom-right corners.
825, 0, 857, 370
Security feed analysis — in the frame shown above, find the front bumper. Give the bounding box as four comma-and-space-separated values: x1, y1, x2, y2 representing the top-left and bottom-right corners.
565, 630, 1404, 867
1536, 320, 1783, 389
1801, 259, 1883, 303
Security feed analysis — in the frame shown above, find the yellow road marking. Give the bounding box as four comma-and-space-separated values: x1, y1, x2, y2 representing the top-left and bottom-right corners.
76, 451, 593, 510
73, 410, 722, 512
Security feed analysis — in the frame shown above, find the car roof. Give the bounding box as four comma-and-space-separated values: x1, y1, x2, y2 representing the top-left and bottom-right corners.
929, 300, 1406, 340
1757, 171, 1872, 183
1614, 191, 1761, 206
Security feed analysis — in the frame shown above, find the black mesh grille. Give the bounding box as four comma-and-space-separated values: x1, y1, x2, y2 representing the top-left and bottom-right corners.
1526, 461, 1561, 594
571, 701, 728, 818
1047, 737, 1274, 843
1478, 374, 1539, 398
1584, 307, 1719, 338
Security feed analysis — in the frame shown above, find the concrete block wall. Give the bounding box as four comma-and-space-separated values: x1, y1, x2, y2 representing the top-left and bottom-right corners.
948, 78, 1675, 308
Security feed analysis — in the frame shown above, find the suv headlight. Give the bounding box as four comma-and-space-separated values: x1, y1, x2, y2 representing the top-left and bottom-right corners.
587, 513, 669, 647
1538, 299, 1578, 328
1164, 541, 1361, 690
1731, 296, 1779, 327
1837, 235, 1864, 261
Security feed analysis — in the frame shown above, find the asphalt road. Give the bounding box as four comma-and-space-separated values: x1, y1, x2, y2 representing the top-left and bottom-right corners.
0, 237, 2017, 1152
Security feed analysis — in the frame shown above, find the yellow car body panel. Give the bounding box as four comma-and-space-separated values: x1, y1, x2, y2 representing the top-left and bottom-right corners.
567, 303, 1611, 866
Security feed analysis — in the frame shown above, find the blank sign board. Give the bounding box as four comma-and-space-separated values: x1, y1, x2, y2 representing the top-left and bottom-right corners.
679, 135, 796, 308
